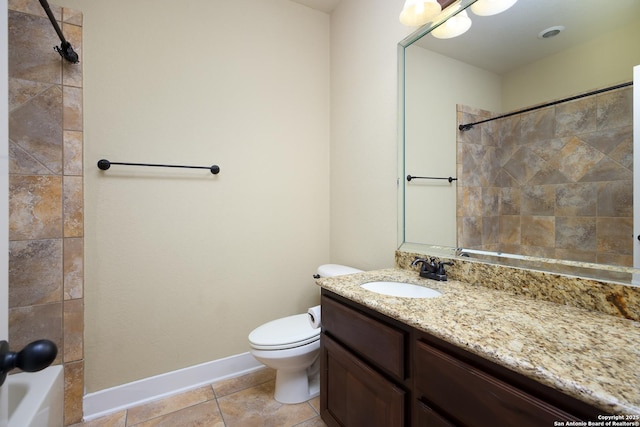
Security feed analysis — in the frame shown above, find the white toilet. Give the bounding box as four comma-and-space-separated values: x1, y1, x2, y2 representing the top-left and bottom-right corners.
248, 264, 362, 404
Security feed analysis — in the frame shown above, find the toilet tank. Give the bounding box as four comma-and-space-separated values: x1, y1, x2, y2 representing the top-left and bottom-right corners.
316, 264, 362, 278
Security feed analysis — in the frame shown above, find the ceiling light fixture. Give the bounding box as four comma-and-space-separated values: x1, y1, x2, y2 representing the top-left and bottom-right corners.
431, 10, 472, 39
470, 0, 518, 16
399, 0, 442, 27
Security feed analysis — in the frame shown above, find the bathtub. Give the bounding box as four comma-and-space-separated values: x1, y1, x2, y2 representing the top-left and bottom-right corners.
6, 365, 63, 427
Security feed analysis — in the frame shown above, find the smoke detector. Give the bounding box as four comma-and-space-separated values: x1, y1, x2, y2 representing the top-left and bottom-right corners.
538, 25, 565, 39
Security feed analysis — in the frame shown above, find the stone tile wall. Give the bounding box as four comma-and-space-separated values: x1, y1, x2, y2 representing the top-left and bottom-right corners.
8, 1, 83, 424
457, 85, 633, 268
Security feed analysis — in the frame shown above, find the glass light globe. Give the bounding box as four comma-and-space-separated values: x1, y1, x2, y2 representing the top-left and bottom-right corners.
399, 0, 442, 27
431, 10, 472, 39
470, 0, 518, 16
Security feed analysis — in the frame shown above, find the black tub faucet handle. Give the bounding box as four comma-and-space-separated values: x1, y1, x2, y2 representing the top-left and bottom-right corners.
0, 339, 58, 387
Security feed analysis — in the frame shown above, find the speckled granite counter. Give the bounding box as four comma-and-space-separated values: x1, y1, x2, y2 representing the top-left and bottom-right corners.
316, 268, 640, 415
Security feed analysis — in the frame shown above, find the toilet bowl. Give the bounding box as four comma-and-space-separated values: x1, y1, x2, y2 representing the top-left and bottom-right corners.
248, 264, 362, 404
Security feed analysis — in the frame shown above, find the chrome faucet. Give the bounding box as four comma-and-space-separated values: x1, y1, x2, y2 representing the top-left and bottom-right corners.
411, 257, 453, 281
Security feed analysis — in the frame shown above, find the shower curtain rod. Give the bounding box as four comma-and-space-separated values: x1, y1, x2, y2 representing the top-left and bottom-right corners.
38, 0, 79, 63
458, 81, 633, 132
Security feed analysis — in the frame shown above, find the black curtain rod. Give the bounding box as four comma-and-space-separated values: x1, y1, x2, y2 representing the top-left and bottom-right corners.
459, 81, 633, 132
97, 159, 221, 175
407, 175, 457, 183
38, 0, 79, 63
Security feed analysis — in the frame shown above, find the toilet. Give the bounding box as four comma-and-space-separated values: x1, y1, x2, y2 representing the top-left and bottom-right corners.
248, 264, 362, 404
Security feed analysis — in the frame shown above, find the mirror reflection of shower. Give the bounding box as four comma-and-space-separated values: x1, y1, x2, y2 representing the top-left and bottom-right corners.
456, 82, 633, 280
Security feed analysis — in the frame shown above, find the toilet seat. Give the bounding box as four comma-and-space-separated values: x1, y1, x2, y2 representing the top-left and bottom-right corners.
249, 314, 320, 351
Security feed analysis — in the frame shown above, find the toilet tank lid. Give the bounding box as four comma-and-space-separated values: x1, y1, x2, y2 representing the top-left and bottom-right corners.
317, 264, 363, 278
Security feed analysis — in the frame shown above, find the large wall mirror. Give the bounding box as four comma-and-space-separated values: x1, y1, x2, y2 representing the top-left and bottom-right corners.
398, 0, 640, 284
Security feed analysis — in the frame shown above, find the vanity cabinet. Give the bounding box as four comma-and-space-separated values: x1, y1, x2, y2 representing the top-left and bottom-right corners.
320, 289, 604, 427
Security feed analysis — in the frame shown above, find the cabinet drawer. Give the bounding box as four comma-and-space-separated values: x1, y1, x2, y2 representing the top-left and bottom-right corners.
414, 340, 580, 427
322, 295, 406, 379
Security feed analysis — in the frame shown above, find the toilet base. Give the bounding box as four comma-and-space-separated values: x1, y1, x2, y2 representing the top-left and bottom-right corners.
273, 361, 320, 404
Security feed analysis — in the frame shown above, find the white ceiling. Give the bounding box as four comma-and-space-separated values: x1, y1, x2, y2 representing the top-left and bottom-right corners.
415, 0, 640, 74
289, 0, 342, 13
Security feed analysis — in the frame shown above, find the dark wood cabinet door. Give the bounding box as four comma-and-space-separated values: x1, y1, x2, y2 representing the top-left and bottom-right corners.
321, 334, 405, 427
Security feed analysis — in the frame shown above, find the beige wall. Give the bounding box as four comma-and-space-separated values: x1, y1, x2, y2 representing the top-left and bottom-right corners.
329, 0, 412, 270
54, 0, 331, 393
502, 17, 640, 111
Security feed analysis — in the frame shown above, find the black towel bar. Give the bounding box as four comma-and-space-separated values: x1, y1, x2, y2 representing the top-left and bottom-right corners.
407, 175, 457, 183
97, 159, 220, 175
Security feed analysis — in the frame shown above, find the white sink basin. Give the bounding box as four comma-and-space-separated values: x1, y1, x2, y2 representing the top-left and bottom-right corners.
360, 281, 442, 298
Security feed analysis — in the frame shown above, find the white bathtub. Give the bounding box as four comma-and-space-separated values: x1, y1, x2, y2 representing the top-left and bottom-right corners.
7, 365, 63, 427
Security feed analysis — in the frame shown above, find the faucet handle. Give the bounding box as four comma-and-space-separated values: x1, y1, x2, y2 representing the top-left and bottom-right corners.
436, 261, 453, 275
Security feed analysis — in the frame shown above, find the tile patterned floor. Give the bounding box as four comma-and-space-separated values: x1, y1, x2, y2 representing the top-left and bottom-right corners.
71, 368, 327, 427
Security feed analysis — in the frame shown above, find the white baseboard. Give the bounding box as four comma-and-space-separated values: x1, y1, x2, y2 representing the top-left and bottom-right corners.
82, 352, 264, 421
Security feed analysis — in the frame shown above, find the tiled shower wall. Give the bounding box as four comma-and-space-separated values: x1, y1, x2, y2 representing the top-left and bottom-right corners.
8, 0, 84, 424
457, 85, 633, 267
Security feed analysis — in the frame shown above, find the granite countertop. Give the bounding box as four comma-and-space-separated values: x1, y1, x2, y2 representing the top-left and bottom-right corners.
316, 268, 640, 415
